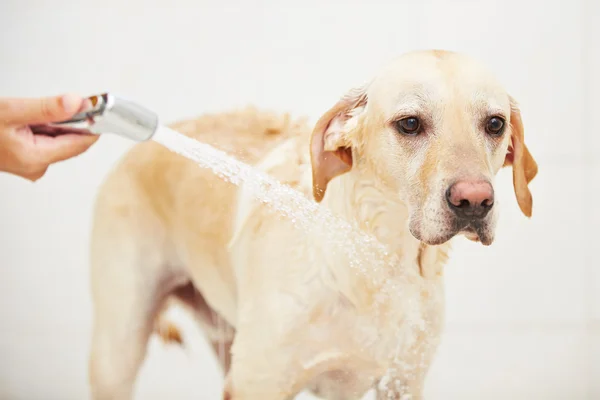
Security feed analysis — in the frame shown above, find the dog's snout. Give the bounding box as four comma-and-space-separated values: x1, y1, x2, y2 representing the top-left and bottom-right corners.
446, 180, 494, 220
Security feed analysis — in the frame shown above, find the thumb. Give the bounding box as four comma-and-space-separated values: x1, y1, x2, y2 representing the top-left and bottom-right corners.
1, 94, 83, 126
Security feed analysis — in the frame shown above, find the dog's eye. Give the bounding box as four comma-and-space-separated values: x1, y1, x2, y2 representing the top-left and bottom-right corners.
486, 117, 505, 136
395, 117, 421, 136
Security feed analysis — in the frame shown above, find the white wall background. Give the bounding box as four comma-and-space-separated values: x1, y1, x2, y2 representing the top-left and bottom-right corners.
0, 0, 598, 399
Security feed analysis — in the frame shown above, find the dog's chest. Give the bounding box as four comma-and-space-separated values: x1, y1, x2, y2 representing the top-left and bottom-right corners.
300, 272, 444, 398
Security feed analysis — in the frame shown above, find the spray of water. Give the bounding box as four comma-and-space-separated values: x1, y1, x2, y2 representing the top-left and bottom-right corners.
152, 125, 432, 396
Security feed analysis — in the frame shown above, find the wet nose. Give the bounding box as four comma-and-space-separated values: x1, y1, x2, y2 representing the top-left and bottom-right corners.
446, 180, 494, 220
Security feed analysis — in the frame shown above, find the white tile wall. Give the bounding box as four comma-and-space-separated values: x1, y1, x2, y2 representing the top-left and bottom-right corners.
592, 330, 600, 399
588, 0, 600, 160
585, 7, 599, 395
419, 0, 587, 163
591, 164, 600, 323
444, 164, 588, 325
0, 0, 597, 399
425, 328, 590, 400
587, 0, 600, 327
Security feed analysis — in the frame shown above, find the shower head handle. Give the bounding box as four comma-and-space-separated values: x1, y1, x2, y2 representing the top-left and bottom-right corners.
33, 93, 158, 142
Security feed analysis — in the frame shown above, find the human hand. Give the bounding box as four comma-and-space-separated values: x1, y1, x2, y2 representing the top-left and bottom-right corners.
0, 94, 99, 181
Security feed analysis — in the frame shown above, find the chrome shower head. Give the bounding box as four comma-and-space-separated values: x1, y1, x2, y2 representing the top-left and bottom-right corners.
33, 93, 158, 142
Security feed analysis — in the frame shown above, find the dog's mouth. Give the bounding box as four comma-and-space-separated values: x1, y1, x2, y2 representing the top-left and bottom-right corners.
458, 221, 493, 246
410, 218, 494, 246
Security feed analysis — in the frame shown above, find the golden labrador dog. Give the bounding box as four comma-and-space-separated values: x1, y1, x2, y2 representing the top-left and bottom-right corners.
88, 49, 537, 400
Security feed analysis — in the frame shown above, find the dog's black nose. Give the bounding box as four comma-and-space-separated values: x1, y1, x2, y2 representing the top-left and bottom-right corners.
446, 180, 494, 220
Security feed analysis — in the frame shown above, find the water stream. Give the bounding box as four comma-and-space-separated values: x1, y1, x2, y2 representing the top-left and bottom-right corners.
152, 125, 399, 280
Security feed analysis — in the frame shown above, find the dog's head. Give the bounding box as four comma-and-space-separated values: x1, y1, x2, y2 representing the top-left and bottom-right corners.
310, 50, 537, 246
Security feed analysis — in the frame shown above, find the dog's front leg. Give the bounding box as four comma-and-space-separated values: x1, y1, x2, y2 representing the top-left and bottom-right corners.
374, 336, 441, 400
375, 369, 426, 400
223, 374, 296, 400
223, 329, 312, 400
374, 331, 440, 400
223, 363, 304, 400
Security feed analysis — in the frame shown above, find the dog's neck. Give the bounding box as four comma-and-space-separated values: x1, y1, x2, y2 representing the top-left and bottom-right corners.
320, 168, 449, 280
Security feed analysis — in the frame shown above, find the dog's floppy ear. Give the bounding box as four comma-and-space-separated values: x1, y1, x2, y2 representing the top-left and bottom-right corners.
310, 85, 368, 202
503, 97, 538, 217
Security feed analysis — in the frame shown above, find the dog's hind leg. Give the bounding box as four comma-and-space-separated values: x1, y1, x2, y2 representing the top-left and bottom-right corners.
88, 196, 182, 400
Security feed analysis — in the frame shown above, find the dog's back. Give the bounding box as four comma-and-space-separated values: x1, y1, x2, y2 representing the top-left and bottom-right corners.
93, 107, 309, 268
96, 106, 308, 244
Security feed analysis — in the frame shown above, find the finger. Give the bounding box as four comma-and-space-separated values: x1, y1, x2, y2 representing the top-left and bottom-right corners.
35, 133, 100, 164
30, 124, 93, 137
0, 94, 84, 126
29, 98, 94, 136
